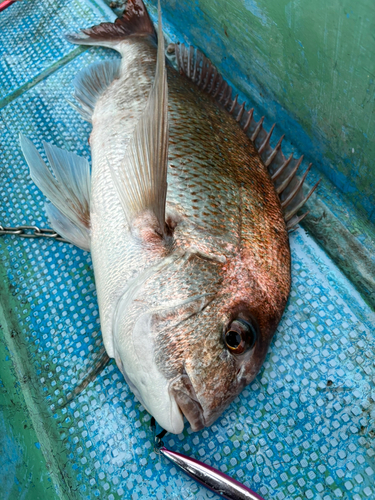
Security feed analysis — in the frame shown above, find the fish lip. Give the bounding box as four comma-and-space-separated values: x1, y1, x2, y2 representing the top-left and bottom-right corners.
169, 371, 206, 432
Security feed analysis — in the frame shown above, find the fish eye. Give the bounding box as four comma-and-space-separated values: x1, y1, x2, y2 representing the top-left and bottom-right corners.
224, 318, 257, 354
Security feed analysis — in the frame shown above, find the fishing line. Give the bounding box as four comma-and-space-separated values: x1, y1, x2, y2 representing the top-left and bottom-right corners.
150, 416, 168, 451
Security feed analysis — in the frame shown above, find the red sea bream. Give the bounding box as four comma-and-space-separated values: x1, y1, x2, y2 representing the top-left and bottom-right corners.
20, 0, 317, 434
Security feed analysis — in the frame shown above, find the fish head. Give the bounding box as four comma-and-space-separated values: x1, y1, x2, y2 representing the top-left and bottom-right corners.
113, 241, 289, 434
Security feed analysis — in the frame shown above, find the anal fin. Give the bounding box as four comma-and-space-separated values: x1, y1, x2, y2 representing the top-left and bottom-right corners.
19, 135, 91, 250
69, 59, 121, 122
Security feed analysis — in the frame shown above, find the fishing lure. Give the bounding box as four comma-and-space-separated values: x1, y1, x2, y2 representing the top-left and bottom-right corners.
0, 0, 18, 12
160, 447, 265, 500
151, 419, 265, 500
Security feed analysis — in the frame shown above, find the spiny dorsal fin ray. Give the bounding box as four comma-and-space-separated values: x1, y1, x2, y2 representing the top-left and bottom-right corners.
174, 43, 320, 230
110, 0, 168, 234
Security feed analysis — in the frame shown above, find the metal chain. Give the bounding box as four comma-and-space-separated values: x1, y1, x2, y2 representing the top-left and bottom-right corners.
0, 224, 68, 243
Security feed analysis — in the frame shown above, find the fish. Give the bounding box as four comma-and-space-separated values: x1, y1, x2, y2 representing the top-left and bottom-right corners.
19, 0, 318, 435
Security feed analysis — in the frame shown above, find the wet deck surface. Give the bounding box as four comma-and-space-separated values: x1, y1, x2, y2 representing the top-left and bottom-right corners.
0, 0, 374, 499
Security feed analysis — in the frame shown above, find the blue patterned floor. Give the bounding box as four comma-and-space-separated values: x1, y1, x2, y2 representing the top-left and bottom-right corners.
0, 1, 374, 499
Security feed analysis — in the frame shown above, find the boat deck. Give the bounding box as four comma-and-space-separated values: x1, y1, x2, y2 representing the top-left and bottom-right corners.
0, 1, 374, 499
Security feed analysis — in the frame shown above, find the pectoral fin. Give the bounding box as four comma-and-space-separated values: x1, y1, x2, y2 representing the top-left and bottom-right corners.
110, 1, 169, 235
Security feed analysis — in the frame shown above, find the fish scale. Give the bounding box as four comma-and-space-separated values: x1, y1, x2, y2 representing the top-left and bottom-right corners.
174, 44, 320, 229
165, 61, 290, 321
166, 82, 273, 245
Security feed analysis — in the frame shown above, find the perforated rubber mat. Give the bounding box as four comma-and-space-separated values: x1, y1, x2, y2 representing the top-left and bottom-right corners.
0, 1, 374, 499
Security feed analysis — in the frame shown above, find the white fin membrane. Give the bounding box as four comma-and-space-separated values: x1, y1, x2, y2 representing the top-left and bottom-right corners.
19, 134, 91, 250
69, 60, 121, 122
109, 1, 169, 234
45, 203, 90, 250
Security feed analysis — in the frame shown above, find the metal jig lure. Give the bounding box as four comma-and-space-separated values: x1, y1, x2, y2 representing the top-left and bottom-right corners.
151, 419, 265, 500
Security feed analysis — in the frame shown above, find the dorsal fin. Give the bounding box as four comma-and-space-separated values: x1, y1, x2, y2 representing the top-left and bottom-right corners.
109, 0, 168, 235
174, 44, 320, 231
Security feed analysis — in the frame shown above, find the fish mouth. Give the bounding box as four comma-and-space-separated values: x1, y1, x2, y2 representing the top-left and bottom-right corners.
169, 372, 206, 432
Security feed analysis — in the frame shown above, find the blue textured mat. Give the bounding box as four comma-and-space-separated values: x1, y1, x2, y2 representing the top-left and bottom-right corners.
0, 0, 374, 499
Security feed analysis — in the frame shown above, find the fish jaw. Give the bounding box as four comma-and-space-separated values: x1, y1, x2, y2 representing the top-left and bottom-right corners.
182, 340, 267, 430
113, 306, 185, 434
166, 341, 263, 433
169, 373, 206, 432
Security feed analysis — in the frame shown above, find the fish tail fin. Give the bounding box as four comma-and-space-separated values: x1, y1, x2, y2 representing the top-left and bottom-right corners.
19, 134, 91, 251
65, 0, 156, 49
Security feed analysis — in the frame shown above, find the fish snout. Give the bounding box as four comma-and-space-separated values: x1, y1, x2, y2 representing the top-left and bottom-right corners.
169, 373, 206, 432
